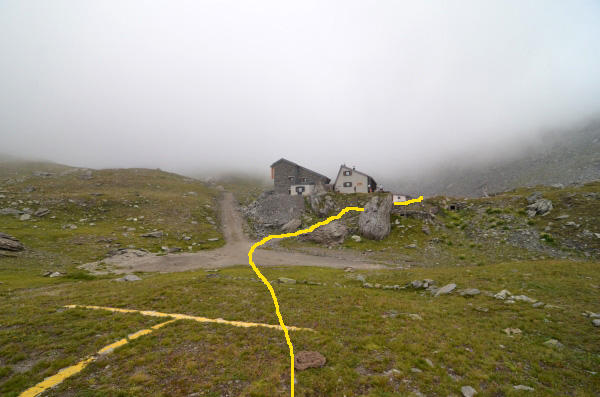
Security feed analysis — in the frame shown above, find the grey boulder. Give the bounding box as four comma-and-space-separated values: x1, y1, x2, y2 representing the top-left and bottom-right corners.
358, 195, 392, 241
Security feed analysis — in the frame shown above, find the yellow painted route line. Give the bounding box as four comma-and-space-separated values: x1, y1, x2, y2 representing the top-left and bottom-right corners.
248, 206, 365, 397
19, 319, 176, 397
394, 196, 423, 206
65, 305, 313, 331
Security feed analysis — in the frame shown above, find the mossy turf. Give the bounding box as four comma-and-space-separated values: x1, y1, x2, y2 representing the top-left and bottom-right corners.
1, 261, 599, 396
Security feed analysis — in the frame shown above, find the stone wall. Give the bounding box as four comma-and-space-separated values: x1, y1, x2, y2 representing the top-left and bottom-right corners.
272, 161, 329, 195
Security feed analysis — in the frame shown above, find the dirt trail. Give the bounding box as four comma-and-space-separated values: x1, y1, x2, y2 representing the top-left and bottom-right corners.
98, 192, 384, 274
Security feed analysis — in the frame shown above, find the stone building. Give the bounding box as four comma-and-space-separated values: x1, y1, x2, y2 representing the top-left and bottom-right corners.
333, 165, 377, 193
270, 158, 331, 195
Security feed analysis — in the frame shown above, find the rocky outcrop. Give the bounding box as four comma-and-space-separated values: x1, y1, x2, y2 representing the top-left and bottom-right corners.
307, 182, 334, 217
281, 219, 302, 233
243, 191, 305, 237
527, 199, 553, 217
300, 221, 348, 245
0, 232, 24, 252
358, 194, 392, 240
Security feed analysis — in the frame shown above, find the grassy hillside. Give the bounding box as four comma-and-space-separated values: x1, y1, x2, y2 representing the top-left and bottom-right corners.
1, 162, 598, 396
0, 166, 224, 289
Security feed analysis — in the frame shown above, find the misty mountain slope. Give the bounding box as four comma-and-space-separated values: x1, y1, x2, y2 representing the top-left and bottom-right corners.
397, 123, 600, 198
0, 154, 76, 180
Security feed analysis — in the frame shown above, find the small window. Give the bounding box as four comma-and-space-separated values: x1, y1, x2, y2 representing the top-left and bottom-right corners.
296, 186, 305, 193
288, 176, 294, 181
344, 170, 352, 176
343, 182, 352, 187
301, 177, 307, 182
288, 189, 291, 195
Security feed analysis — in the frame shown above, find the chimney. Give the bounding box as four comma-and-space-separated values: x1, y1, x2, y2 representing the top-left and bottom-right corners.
353, 166, 355, 170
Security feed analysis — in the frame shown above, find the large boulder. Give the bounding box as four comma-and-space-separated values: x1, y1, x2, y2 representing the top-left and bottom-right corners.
300, 221, 348, 245
0, 232, 24, 251
307, 182, 334, 217
281, 219, 302, 233
358, 195, 392, 240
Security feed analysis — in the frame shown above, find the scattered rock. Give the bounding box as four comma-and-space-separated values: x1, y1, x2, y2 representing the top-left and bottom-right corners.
278, 277, 297, 284
532, 302, 545, 308
49, 272, 62, 278
351, 235, 362, 242
410, 367, 422, 373
592, 319, 600, 327
526, 192, 543, 204
0, 208, 24, 215
281, 219, 302, 233
34, 208, 50, 217
0, 232, 24, 251
294, 351, 326, 371
383, 368, 401, 377
363, 283, 373, 288
460, 288, 481, 297
22, 186, 35, 193
544, 339, 564, 348
406, 313, 423, 321
411, 280, 423, 289
461, 385, 477, 396
207, 238, 220, 242
421, 224, 430, 235
19, 214, 31, 221
300, 221, 348, 245
554, 215, 569, 220
358, 195, 393, 240
405, 244, 418, 249
504, 328, 522, 336
527, 199, 553, 217
356, 274, 366, 282
141, 231, 165, 238
513, 295, 536, 303
434, 283, 456, 297
513, 385, 535, 391
494, 290, 512, 300
115, 274, 142, 282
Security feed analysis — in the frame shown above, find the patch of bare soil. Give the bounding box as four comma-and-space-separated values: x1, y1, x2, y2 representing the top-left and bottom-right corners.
81, 192, 384, 274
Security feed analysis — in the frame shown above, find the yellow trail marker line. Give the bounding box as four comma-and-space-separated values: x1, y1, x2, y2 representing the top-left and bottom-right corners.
19, 320, 176, 397
248, 206, 369, 397
65, 305, 314, 331
394, 196, 423, 206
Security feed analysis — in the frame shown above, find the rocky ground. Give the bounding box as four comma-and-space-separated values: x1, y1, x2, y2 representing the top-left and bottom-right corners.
244, 181, 600, 267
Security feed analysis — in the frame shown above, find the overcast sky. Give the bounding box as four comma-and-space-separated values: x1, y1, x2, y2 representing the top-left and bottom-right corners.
1, 1, 600, 181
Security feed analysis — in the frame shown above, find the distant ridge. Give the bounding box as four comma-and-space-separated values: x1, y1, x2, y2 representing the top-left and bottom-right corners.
394, 120, 600, 198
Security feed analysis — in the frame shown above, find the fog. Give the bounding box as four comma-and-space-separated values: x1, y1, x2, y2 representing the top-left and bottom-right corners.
1, 1, 600, 184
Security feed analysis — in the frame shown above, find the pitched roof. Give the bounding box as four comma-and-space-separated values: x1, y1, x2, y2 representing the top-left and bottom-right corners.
270, 158, 330, 181
333, 165, 377, 187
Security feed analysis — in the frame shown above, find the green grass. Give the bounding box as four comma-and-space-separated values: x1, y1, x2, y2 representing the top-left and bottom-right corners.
0, 261, 599, 396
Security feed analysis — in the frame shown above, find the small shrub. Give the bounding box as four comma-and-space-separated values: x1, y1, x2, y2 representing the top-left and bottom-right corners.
64, 272, 97, 281
541, 233, 555, 244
